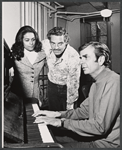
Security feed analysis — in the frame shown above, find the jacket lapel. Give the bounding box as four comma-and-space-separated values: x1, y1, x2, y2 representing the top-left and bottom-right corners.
34, 50, 46, 64
21, 55, 33, 67
19, 50, 46, 67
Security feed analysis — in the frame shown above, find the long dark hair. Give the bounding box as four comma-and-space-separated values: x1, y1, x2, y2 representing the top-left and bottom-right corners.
11, 25, 42, 60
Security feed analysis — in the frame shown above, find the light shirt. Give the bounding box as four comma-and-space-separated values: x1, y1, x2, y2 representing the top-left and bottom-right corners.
61, 68, 120, 148
24, 49, 38, 65
41, 39, 81, 106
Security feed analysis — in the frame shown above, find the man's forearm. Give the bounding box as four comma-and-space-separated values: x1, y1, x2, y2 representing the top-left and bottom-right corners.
59, 109, 74, 119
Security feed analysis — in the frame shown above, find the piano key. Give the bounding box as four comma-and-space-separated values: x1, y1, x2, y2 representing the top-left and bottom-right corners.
25, 102, 54, 143
32, 104, 54, 143
32, 104, 40, 112
38, 124, 54, 143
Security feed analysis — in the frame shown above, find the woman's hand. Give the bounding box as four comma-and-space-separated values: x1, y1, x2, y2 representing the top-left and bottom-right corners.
32, 110, 61, 118
34, 116, 61, 127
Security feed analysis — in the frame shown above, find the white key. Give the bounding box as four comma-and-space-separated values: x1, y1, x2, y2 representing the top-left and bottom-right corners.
32, 104, 40, 112
32, 104, 54, 143
38, 124, 54, 143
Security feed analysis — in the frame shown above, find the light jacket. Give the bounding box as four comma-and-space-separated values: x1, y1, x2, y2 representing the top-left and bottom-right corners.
11, 50, 46, 103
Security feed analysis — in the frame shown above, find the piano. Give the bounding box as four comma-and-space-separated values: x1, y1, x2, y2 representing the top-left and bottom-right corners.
4, 96, 63, 148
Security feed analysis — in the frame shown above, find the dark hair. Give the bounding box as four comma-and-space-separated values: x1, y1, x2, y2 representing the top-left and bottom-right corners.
11, 25, 42, 60
79, 41, 111, 67
47, 27, 70, 43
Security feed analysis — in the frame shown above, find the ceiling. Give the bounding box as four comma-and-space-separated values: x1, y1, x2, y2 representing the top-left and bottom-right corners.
55, 2, 120, 11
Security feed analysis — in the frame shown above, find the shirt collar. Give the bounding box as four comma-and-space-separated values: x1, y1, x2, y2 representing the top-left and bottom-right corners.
24, 48, 36, 55
94, 67, 110, 83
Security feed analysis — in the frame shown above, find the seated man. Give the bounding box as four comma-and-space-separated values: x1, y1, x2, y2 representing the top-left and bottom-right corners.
32, 41, 120, 148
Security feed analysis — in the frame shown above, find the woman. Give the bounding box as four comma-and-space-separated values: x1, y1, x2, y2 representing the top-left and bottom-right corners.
10, 25, 46, 107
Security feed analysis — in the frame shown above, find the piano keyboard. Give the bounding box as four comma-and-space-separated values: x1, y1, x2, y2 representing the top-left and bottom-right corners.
4, 98, 63, 148
24, 101, 54, 144
32, 104, 54, 143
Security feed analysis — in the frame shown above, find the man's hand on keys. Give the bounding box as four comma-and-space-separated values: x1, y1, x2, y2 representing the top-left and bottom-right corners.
33, 116, 62, 127
32, 110, 61, 118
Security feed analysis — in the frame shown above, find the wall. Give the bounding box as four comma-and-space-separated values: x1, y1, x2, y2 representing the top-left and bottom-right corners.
110, 13, 120, 73
47, 16, 54, 35
67, 19, 80, 50
57, 18, 66, 29
2, 2, 21, 49
66, 3, 96, 50
66, 4, 120, 73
